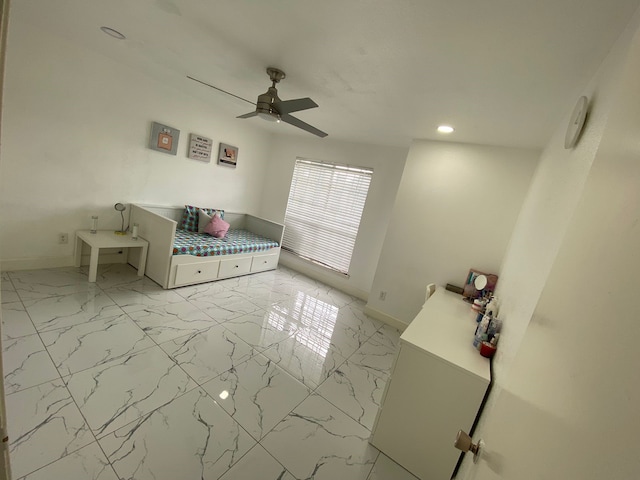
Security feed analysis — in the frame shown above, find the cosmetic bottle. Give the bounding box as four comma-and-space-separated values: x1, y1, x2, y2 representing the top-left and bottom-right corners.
473, 314, 491, 349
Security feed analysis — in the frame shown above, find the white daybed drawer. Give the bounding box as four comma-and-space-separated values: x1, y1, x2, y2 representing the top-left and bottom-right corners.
251, 253, 279, 273
175, 261, 220, 286
219, 257, 252, 277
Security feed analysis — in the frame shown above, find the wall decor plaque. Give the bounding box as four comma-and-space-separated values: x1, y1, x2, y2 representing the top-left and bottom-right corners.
188, 134, 213, 162
149, 121, 180, 155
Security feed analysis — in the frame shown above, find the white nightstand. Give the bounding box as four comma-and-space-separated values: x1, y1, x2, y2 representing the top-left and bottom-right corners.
74, 230, 149, 282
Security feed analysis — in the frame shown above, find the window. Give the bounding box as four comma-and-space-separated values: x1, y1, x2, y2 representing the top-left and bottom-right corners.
282, 158, 373, 275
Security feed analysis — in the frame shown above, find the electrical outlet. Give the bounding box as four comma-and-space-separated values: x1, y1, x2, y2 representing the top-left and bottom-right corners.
58, 233, 69, 244
379, 291, 387, 301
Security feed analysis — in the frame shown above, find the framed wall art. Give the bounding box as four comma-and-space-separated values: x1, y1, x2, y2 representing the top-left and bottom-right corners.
149, 121, 180, 155
218, 143, 238, 168
188, 133, 213, 162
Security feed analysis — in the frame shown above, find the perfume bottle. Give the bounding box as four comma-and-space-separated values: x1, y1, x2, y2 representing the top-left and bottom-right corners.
90, 216, 98, 234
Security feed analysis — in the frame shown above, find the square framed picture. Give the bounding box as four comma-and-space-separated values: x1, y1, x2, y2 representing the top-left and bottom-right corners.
188, 133, 213, 162
149, 121, 180, 155
218, 143, 238, 168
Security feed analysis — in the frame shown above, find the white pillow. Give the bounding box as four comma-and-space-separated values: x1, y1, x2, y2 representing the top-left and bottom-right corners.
198, 209, 212, 233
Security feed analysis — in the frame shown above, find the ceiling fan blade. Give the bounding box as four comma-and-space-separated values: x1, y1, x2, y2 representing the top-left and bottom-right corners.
237, 111, 259, 119
187, 75, 255, 106
281, 113, 328, 138
273, 97, 318, 114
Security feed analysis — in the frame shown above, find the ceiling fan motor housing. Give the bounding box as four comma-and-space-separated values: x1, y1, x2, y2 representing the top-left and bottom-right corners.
256, 87, 281, 120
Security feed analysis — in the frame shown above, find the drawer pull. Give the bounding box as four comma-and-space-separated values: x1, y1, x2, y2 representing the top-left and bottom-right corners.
235, 265, 239, 268
197, 270, 202, 274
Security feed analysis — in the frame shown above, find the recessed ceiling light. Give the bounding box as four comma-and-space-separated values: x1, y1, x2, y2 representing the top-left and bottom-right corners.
437, 125, 455, 134
100, 26, 126, 40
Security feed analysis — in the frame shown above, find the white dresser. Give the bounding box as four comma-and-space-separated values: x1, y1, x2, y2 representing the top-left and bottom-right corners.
370, 289, 491, 479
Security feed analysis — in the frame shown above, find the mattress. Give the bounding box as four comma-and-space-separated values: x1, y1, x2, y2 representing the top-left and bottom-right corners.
173, 228, 279, 256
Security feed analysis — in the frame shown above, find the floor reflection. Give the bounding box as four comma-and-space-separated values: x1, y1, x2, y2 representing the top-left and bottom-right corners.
269, 291, 338, 358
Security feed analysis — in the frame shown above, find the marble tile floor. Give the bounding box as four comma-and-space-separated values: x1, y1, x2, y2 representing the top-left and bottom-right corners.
1, 264, 419, 480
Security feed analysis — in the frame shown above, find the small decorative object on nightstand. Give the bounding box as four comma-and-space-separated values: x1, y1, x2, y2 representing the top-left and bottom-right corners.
114, 203, 127, 235
90, 216, 98, 234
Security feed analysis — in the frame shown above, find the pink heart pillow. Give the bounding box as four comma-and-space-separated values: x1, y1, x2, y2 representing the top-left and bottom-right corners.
204, 213, 230, 238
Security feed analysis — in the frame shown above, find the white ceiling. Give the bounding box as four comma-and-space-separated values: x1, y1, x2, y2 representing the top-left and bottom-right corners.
10, 0, 640, 148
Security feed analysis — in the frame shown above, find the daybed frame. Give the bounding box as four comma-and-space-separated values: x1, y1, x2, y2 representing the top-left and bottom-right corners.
129, 204, 285, 289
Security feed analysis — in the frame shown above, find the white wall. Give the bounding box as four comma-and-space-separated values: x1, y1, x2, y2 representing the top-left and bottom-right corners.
464, 11, 640, 479
367, 141, 539, 324
0, 17, 272, 270
455, 7, 640, 480
488, 14, 637, 378
259, 134, 407, 299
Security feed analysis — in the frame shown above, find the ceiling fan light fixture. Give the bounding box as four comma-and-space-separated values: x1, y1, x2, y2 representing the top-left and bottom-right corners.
257, 111, 280, 122
437, 125, 455, 134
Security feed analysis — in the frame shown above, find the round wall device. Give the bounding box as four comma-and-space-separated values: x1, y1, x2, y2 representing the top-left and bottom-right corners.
564, 96, 589, 149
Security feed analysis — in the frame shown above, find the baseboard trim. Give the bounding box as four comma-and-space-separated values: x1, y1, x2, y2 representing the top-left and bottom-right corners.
363, 305, 408, 332
1, 256, 75, 271
1, 254, 127, 272
279, 254, 369, 301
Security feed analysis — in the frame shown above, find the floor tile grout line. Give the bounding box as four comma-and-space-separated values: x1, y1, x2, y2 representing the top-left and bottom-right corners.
4, 273, 39, 337
8, 441, 111, 480
3, 299, 67, 397
312, 380, 379, 434
20, 284, 201, 454
2, 319, 392, 399
256, 392, 381, 480
19, 299, 160, 381
4, 264, 399, 479
70, 262, 221, 472
244, 442, 297, 480
45, 317, 124, 480
157, 320, 271, 397
29, 318, 103, 454
5, 359, 102, 479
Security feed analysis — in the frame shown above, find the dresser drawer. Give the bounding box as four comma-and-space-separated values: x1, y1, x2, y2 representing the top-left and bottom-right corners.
250, 253, 279, 273
174, 261, 220, 286
218, 256, 252, 277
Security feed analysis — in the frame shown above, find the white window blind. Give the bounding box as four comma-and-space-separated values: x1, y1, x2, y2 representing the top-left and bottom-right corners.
283, 158, 373, 275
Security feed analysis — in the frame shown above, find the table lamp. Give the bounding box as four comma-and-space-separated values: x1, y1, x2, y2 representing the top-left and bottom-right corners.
114, 203, 127, 235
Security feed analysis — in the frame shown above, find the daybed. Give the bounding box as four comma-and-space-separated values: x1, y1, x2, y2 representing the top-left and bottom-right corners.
129, 204, 285, 289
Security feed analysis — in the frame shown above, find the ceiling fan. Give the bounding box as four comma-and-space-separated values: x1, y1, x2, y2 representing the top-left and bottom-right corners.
187, 67, 327, 138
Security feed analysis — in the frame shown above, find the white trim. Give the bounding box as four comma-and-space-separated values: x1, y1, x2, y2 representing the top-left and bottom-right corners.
1, 256, 75, 271
1, 253, 128, 272
279, 252, 368, 301
363, 305, 408, 332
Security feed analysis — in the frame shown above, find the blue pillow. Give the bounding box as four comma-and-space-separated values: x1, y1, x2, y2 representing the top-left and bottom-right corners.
180, 205, 224, 232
